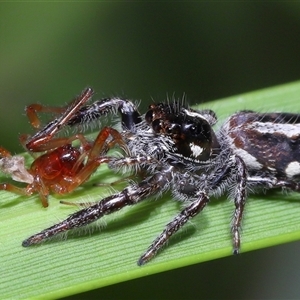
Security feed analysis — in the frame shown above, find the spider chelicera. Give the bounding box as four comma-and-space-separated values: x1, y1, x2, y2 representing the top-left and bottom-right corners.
7, 87, 300, 265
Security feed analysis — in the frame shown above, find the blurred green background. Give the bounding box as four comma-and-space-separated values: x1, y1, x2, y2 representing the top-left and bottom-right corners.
1, 2, 300, 299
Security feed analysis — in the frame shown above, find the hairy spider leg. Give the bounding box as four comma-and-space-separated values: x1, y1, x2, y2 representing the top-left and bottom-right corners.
138, 191, 210, 265
67, 97, 142, 132
61, 155, 159, 207
22, 88, 94, 152
139, 155, 248, 265
231, 164, 300, 253
21, 151, 248, 265
22, 168, 173, 247
230, 156, 247, 254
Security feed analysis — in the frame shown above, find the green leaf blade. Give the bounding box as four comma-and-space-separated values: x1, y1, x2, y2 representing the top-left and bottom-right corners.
1, 81, 300, 298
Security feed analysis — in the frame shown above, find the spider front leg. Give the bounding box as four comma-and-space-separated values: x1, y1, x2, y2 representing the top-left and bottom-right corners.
23, 88, 94, 152
22, 169, 172, 247
61, 155, 158, 207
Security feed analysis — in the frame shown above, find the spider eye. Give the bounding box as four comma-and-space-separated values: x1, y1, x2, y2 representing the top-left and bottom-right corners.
152, 119, 162, 132
189, 125, 199, 134
184, 122, 210, 141
145, 110, 153, 123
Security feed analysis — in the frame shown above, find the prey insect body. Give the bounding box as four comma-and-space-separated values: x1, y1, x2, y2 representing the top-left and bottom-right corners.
22, 88, 300, 265
0, 89, 125, 207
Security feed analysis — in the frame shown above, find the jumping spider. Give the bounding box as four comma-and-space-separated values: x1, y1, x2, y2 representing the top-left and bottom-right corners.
20, 88, 300, 265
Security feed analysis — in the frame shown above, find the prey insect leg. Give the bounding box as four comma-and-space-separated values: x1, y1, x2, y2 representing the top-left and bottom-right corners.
50, 126, 126, 194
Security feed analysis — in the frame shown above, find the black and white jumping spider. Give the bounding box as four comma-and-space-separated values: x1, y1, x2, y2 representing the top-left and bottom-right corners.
22, 88, 300, 265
